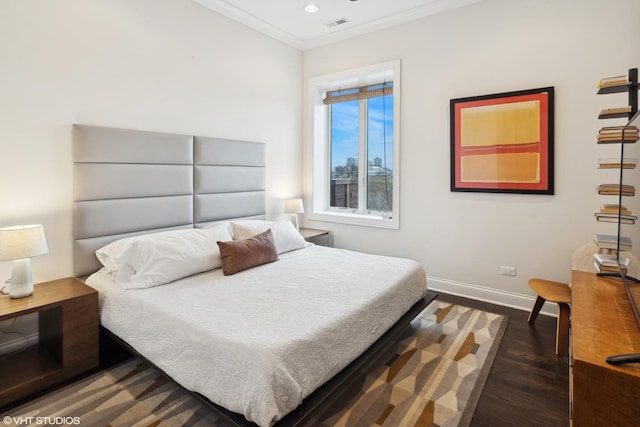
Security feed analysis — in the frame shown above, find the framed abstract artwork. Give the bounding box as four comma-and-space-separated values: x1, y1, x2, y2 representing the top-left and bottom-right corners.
450, 87, 554, 194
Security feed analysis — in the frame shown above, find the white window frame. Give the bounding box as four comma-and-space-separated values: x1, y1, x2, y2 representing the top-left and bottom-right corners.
308, 60, 400, 229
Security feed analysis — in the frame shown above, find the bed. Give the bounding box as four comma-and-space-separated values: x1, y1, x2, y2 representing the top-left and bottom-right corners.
72, 124, 429, 427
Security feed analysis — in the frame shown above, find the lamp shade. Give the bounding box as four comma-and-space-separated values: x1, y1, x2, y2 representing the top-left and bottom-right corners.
0, 224, 49, 261
284, 198, 304, 214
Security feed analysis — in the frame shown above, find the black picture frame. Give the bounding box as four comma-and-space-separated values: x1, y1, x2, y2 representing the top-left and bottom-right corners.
450, 87, 555, 194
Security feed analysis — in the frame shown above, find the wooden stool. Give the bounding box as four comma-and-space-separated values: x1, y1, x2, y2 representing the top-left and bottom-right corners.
527, 278, 571, 355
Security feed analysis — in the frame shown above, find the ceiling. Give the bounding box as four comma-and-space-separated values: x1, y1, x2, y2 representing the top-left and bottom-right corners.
192, 0, 481, 50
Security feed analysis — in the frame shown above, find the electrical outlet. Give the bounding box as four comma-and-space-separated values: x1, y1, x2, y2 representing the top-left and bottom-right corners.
500, 266, 516, 276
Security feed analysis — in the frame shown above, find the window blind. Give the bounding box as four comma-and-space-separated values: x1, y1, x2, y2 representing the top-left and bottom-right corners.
323, 81, 393, 105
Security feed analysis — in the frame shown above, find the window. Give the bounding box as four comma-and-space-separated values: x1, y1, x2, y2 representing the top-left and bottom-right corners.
308, 60, 400, 229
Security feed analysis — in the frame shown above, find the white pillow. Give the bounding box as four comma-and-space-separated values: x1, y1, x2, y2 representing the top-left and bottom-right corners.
96, 226, 225, 273
96, 237, 133, 273
229, 220, 307, 254
228, 220, 271, 239
95, 224, 233, 289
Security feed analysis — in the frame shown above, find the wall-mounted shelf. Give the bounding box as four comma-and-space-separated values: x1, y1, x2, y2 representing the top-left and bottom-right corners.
598, 83, 635, 95
594, 68, 639, 278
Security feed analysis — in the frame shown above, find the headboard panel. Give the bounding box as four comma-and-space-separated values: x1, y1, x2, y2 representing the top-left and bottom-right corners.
194, 191, 266, 224
75, 163, 193, 200
74, 196, 194, 238
194, 136, 265, 166
72, 124, 266, 277
73, 125, 193, 164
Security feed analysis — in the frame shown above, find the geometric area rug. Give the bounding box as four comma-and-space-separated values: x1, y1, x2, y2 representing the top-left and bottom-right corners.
304, 302, 508, 427
2, 358, 235, 427
2, 302, 507, 427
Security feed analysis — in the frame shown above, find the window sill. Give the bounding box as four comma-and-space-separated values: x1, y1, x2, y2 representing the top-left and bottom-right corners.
308, 210, 398, 229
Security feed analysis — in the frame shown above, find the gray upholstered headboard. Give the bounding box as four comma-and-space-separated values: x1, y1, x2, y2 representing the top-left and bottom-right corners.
72, 124, 266, 277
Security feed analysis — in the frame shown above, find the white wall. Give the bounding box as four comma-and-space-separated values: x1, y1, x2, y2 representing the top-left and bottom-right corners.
1, 0, 639, 314
303, 0, 640, 310
0, 0, 302, 284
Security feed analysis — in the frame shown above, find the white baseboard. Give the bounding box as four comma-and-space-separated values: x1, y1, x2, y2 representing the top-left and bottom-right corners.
428, 276, 559, 318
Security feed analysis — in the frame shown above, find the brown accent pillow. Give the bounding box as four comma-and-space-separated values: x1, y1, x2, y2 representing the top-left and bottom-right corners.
217, 229, 279, 275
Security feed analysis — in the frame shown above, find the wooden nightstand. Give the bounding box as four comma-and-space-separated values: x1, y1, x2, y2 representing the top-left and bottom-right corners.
0, 277, 98, 408
299, 228, 331, 246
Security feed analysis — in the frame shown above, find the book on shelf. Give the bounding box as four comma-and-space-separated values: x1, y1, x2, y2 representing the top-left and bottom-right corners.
596, 158, 637, 169
599, 106, 633, 118
595, 261, 629, 274
595, 263, 628, 274
600, 203, 631, 215
596, 183, 635, 196
597, 75, 628, 88
600, 204, 632, 215
597, 139, 639, 144
594, 253, 630, 274
599, 125, 638, 133
594, 233, 632, 251
595, 253, 630, 268
594, 212, 637, 224
597, 136, 639, 144
597, 126, 639, 143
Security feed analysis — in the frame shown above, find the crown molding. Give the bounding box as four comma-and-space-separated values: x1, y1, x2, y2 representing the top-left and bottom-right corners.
192, 0, 482, 51
192, 0, 305, 49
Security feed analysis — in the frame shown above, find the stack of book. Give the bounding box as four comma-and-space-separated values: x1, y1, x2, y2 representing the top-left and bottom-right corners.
599, 204, 632, 215
594, 253, 630, 274
594, 233, 632, 251
597, 125, 639, 144
595, 204, 636, 224
596, 183, 635, 196
597, 75, 628, 89
595, 157, 637, 169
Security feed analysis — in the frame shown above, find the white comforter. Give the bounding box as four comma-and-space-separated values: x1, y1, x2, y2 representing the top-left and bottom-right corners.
87, 244, 427, 427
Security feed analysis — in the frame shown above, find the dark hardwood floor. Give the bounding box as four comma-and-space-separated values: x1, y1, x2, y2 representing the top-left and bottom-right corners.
437, 292, 570, 427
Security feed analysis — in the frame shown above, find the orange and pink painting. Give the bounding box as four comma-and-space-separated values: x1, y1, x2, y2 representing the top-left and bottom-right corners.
451, 88, 554, 194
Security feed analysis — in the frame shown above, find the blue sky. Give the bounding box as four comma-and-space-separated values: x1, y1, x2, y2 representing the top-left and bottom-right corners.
330, 95, 394, 170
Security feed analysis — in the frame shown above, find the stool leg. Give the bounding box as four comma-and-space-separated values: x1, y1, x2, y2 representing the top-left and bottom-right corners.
528, 295, 546, 324
556, 303, 570, 355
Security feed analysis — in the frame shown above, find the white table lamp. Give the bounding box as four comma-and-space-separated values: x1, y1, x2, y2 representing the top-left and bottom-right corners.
0, 224, 49, 298
284, 198, 304, 230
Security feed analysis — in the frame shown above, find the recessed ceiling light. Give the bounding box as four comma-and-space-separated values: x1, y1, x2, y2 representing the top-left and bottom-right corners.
304, 4, 319, 13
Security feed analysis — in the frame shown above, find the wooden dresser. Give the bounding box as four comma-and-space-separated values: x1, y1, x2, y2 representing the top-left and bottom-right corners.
571, 270, 640, 426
